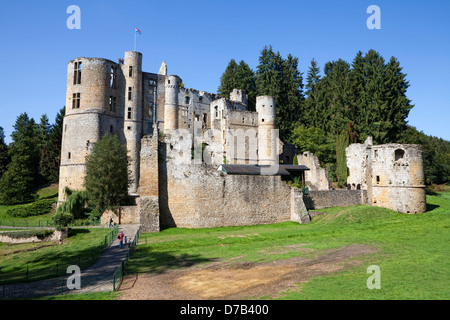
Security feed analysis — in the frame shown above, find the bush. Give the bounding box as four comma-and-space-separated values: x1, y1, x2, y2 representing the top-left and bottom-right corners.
52, 212, 73, 231
0, 229, 54, 240
7, 199, 55, 217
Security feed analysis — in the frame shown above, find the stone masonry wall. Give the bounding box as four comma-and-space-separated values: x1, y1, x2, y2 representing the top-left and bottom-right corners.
139, 196, 160, 232
158, 133, 308, 229
297, 151, 331, 190
161, 165, 307, 228
346, 137, 426, 214
138, 134, 159, 197
303, 190, 367, 210
0, 229, 68, 244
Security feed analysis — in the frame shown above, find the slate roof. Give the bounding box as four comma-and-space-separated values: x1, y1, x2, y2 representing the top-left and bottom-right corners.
218, 164, 309, 176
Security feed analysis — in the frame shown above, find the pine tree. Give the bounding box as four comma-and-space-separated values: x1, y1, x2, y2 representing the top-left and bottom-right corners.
281, 54, 304, 141
382, 56, 413, 143
303, 58, 321, 127
350, 51, 366, 136
40, 107, 65, 182
37, 114, 52, 182
349, 50, 413, 144
0, 113, 40, 204
314, 59, 354, 135
218, 59, 239, 98
256, 46, 304, 141
218, 59, 257, 111
38, 114, 51, 144
235, 60, 257, 111
0, 127, 10, 178
256, 45, 284, 95
335, 123, 352, 188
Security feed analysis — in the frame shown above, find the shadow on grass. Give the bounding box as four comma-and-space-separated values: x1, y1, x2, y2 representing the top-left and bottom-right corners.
68, 228, 90, 236
38, 194, 58, 200
127, 249, 217, 275
426, 203, 440, 212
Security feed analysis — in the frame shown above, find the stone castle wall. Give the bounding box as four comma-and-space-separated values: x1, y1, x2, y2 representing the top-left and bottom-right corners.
303, 190, 367, 210
155, 133, 307, 229
297, 151, 331, 190
160, 162, 307, 229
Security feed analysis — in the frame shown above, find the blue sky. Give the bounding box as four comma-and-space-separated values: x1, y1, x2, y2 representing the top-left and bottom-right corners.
0, 0, 449, 143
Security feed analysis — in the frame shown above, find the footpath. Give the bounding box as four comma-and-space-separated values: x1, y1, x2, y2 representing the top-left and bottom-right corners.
1, 224, 140, 299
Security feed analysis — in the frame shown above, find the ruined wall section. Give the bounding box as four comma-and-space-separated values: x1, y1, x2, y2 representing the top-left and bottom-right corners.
142, 72, 162, 136
155, 73, 167, 132
230, 89, 248, 106
371, 144, 426, 213
224, 109, 258, 165
346, 137, 372, 191
138, 134, 159, 197
178, 88, 215, 132
163, 75, 219, 134
346, 137, 426, 214
159, 133, 308, 229
303, 190, 367, 210
298, 151, 331, 190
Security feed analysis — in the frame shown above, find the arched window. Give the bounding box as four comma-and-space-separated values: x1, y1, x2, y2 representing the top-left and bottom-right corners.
395, 149, 405, 161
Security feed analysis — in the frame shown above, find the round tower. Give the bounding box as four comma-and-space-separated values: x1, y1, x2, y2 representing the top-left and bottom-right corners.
122, 51, 143, 194
164, 75, 180, 132
256, 96, 277, 165
370, 144, 426, 214
59, 57, 120, 202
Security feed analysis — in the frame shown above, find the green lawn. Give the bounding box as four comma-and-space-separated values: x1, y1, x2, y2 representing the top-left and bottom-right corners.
33, 291, 122, 300
0, 227, 113, 284
125, 192, 449, 300
14, 192, 449, 300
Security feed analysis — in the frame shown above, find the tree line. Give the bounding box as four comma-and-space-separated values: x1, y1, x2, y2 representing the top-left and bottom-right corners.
0, 107, 130, 227
218, 46, 450, 186
0, 108, 65, 204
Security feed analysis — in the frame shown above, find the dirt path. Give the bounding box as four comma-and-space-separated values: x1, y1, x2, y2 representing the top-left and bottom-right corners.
118, 244, 377, 300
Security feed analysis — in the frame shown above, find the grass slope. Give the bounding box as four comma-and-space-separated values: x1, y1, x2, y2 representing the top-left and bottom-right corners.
0, 184, 58, 226
127, 192, 449, 300
0, 227, 112, 284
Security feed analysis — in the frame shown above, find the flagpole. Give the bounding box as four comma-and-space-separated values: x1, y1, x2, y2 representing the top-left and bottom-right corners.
134, 28, 136, 51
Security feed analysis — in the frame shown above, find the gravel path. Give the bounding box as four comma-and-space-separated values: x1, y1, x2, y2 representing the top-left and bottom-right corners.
1, 224, 140, 299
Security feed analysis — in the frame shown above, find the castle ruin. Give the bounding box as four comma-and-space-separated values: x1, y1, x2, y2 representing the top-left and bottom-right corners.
346, 137, 426, 213
59, 51, 310, 231
59, 51, 427, 232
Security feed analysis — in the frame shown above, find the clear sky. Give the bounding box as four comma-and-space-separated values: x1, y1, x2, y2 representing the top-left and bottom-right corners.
0, 0, 449, 143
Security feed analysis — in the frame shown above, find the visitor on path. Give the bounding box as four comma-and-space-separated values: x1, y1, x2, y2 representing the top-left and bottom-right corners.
109, 217, 113, 228
118, 231, 124, 248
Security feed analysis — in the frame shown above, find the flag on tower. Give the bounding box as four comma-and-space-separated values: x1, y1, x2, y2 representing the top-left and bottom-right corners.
134, 27, 142, 51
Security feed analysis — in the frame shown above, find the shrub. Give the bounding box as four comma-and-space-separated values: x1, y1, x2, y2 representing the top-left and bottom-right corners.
7, 199, 55, 217
52, 212, 73, 231
0, 229, 54, 240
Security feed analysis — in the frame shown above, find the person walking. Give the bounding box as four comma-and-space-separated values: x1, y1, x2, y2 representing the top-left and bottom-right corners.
118, 231, 124, 248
